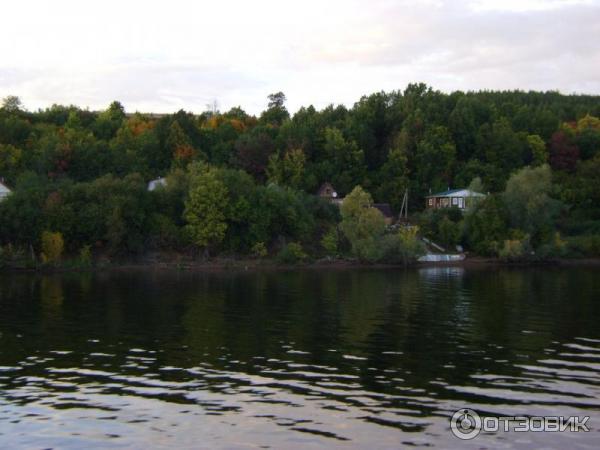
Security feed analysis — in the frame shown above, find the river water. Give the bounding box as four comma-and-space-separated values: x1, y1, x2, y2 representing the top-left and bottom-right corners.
0, 267, 599, 449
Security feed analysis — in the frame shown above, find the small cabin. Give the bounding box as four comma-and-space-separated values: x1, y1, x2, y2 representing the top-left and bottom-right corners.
317, 182, 343, 205
317, 182, 337, 199
0, 179, 11, 202
425, 188, 486, 211
147, 177, 167, 191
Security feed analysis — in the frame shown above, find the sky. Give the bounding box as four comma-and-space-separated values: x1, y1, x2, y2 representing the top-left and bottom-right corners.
1, 0, 599, 114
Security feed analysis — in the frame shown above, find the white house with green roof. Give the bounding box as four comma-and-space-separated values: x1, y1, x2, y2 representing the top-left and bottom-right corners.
425, 188, 486, 211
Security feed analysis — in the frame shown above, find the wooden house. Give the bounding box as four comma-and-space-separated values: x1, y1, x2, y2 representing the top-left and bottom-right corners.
317, 182, 343, 205
425, 188, 485, 211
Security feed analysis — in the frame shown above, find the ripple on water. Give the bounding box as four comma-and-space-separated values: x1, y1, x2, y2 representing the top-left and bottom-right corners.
1, 268, 599, 449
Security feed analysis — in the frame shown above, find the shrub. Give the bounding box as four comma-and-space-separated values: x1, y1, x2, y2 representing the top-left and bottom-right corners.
416, 208, 462, 249
380, 226, 426, 264
498, 233, 531, 261
321, 228, 339, 257
0, 244, 35, 269
537, 232, 568, 259
149, 213, 183, 249
251, 241, 268, 258
565, 235, 600, 257
78, 244, 93, 267
438, 216, 460, 248
276, 242, 307, 264
41, 231, 64, 264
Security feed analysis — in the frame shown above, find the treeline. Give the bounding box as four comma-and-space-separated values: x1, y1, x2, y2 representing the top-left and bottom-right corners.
0, 84, 599, 265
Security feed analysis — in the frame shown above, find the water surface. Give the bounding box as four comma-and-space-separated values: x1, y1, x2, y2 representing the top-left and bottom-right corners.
1, 267, 599, 448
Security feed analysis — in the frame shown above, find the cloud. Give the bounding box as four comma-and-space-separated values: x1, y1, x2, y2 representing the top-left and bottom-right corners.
0, 0, 598, 114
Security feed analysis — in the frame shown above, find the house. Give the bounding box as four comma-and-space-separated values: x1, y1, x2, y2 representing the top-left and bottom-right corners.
317, 182, 338, 200
147, 177, 167, 191
425, 188, 486, 211
373, 203, 394, 225
0, 178, 11, 202
317, 182, 343, 205
317, 183, 395, 224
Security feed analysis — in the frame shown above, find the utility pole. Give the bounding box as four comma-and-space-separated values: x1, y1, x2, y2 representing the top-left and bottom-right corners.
399, 189, 408, 222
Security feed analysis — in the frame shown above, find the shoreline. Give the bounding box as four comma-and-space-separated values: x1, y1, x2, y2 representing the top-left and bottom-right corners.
3, 256, 600, 275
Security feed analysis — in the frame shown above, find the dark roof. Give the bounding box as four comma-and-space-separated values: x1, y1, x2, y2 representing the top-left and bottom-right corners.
373, 203, 393, 218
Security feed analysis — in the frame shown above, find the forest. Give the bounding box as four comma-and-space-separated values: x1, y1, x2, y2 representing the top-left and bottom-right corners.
0, 83, 599, 267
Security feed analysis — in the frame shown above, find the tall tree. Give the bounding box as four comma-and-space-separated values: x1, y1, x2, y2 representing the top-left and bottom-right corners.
184, 170, 229, 252
266, 148, 307, 190
503, 164, 562, 244
340, 186, 386, 261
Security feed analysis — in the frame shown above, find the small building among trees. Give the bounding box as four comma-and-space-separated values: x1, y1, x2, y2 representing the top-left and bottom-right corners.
147, 177, 167, 191
317, 182, 343, 205
0, 178, 11, 202
318, 182, 395, 223
426, 188, 486, 211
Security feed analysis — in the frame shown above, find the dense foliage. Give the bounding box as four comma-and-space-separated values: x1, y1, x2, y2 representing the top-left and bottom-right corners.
0, 84, 599, 264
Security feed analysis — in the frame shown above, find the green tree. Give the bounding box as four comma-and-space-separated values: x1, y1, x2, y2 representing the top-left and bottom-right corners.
320, 127, 366, 195
413, 126, 456, 197
527, 134, 547, 166
1, 96, 24, 112
321, 227, 339, 256
260, 92, 289, 126
503, 164, 562, 245
266, 148, 306, 190
93, 101, 126, 140
184, 170, 229, 251
0, 144, 23, 182
375, 134, 409, 211
463, 195, 510, 255
340, 186, 386, 261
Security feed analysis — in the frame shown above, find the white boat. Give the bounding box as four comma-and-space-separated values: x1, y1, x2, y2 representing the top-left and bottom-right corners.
418, 253, 466, 263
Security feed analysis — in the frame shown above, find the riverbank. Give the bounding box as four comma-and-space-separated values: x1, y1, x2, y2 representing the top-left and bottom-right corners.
3, 254, 600, 274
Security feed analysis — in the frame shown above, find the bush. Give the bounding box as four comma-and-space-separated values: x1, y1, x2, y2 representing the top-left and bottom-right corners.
251, 241, 268, 258
537, 232, 568, 259
41, 231, 64, 264
416, 208, 462, 249
149, 213, 183, 249
78, 244, 93, 267
498, 233, 531, 261
565, 235, 600, 257
462, 195, 509, 256
0, 244, 31, 269
321, 228, 339, 257
276, 242, 307, 264
438, 216, 461, 248
380, 226, 426, 264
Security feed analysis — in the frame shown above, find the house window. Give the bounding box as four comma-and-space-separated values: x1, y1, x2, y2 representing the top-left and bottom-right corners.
458, 197, 464, 209
428, 199, 433, 206
452, 197, 458, 206
442, 198, 449, 207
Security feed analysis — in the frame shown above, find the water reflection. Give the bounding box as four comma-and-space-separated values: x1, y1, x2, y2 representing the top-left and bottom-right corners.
0, 268, 599, 449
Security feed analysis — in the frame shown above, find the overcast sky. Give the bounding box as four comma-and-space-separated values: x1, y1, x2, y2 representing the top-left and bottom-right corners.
1, 0, 599, 114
